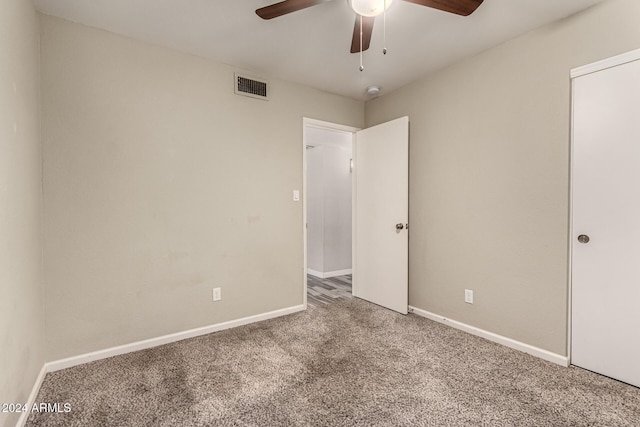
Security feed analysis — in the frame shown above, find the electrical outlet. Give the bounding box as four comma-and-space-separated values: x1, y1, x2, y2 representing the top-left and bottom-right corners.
213, 287, 221, 301
464, 289, 474, 304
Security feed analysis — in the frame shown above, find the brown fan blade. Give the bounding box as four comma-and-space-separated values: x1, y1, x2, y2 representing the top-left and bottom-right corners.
402, 0, 484, 16
256, 0, 328, 20
350, 16, 375, 54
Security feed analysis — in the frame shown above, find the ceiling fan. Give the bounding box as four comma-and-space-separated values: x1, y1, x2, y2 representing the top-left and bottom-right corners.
255, 0, 485, 54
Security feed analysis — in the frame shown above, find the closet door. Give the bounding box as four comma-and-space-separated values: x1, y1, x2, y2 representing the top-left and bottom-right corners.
572, 54, 640, 387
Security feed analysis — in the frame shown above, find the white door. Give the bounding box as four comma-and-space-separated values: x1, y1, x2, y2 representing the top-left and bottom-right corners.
353, 116, 409, 314
572, 56, 640, 387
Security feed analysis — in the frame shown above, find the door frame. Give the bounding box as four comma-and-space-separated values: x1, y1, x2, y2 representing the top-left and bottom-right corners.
302, 118, 360, 308
568, 47, 640, 364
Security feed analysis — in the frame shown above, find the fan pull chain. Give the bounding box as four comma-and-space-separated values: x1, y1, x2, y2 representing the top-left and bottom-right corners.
359, 14, 364, 71
383, 0, 387, 55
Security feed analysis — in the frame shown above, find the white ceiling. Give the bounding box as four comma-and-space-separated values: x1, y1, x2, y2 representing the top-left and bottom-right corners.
33, 0, 607, 100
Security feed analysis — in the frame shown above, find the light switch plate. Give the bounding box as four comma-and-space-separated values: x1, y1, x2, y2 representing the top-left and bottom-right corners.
464, 289, 474, 304
293, 190, 300, 202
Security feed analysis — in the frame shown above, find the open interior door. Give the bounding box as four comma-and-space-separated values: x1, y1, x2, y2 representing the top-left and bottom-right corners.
353, 116, 409, 314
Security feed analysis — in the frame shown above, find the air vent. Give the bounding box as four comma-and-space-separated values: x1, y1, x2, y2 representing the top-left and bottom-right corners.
234, 73, 269, 100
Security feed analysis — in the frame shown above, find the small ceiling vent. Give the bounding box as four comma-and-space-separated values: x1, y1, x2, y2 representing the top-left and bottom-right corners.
234, 73, 269, 101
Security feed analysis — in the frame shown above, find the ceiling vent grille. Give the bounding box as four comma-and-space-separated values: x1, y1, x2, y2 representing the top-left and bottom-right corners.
234, 73, 269, 100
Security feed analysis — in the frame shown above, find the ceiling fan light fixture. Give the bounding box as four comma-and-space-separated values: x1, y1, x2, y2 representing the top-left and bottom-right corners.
348, 0, 393, 17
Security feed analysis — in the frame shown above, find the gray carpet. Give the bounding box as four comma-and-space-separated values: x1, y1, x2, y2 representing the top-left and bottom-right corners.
28, 299, 640, 426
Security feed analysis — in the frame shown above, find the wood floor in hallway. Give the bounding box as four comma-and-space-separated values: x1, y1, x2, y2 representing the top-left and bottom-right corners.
307, 274, 352, 308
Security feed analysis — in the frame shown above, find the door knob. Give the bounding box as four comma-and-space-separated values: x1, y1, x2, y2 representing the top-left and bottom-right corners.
396, 223, 404, 231
577, 234, 590, 244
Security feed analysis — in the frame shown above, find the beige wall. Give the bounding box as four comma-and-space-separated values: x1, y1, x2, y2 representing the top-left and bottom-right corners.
366, 0, 640, 356
0, 1, 44, 426
40, 15, 364, 360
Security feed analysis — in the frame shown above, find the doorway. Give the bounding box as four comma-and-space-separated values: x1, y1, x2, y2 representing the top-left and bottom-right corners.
303, 118, 358, 307
302, 116, 410, 313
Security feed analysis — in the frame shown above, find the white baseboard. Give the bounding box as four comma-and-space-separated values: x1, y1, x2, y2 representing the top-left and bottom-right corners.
307, 269, 324, 278
324, 269, 352, 278
408, 306, 569, 367
16, 364, 47, 427
307, 268, 352, 279
46, 304, 306, 373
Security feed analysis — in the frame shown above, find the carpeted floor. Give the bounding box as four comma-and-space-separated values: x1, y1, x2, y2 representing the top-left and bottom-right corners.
28, 299, 640, 426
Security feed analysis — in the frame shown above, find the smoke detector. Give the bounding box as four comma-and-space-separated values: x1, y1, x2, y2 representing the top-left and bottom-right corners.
366, 86, 381, 98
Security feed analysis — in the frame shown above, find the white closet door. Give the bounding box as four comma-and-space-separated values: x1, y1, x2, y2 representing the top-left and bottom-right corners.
572, 56, 640, 387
